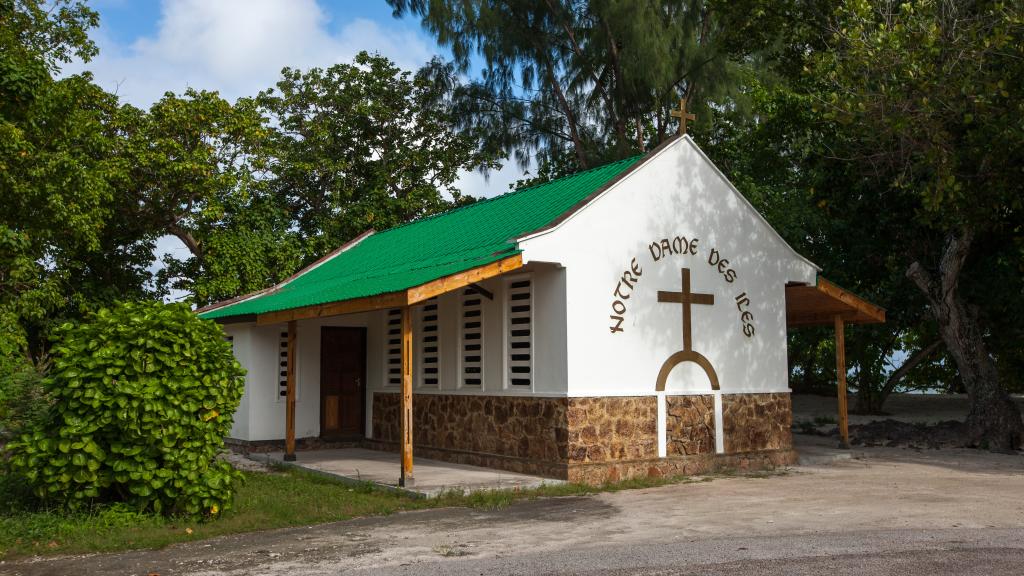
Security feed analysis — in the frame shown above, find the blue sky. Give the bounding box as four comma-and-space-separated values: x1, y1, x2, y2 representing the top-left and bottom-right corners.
88, 1, 420, 48
72, 0, 444, 106
72, 1, 524, 283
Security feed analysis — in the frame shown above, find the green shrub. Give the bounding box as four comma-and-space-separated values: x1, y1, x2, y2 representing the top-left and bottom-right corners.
6, 301, 245, 518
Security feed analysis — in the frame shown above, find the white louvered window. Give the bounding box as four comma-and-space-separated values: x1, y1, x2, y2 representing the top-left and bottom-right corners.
418, 300, 440, 387
506, 277, 533, 387
277, 331, 288, 401
460, 287, 484, 387
385, 309, 402, 386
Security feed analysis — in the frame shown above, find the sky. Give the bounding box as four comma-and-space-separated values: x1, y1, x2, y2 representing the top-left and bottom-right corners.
66, 0, 526, 288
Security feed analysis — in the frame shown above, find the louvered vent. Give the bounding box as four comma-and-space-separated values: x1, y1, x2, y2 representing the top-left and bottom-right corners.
278, 331, 288, 398
386, 309, 402, 386
461, 287, 483, 387
507, 278, 533, 387
419, 300, 439, 387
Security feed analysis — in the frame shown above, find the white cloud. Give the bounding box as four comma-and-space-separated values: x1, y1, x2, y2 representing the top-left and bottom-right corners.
66, 0, 526, 303
69, 0, 435, 107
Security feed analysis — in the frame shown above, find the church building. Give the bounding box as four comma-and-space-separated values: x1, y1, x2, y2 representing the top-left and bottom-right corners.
198, 133, 884, 486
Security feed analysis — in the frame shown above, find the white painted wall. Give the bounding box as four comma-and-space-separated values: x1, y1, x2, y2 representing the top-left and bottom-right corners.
364, 264, 569, 400
222, 324, 251, 439
519, 136, 818, 399
223, 313, 381, 441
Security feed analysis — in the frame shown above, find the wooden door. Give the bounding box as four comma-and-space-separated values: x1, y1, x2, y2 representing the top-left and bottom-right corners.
320, 327, 366, 439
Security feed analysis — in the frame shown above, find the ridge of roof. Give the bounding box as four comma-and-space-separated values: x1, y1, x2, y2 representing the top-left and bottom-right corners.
371, 153, 644, 238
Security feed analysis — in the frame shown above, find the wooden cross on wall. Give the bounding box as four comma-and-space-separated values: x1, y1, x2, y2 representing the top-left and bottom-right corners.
670, 98, 696, 136
658, 268, 714, 352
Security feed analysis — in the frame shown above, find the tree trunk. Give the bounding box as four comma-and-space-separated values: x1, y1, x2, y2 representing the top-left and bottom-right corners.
906, 229, 1023, 450
853, 380, 878, 414
542, 61, 588, 170
855, 339, 943, 414
168, 222, 202, 258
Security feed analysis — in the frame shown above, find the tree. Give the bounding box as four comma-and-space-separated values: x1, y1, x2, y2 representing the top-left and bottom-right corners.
157, 194, 302, 306
808, 0, 1023, 449
389, 0, 794, 173
256, 52, 501, 262
116, 89, 280, 304
1, 0, 155, 359
700, 69, 965, 416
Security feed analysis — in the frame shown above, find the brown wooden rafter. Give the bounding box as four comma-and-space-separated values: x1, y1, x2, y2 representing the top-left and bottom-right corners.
785, 277, 885, 327
252, 254, 524, 326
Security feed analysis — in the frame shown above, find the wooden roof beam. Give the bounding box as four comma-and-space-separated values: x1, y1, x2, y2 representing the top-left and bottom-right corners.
255, 254, 524, 326
785, 277, 885, 327
815, 277, 886, 323
406, 254, 523, 305
257, 292, 409, 325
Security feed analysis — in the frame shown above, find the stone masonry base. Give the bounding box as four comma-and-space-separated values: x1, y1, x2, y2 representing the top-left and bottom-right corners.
566, 448, 798, 485
362, 391, 795, 486
230, 392, 795, 486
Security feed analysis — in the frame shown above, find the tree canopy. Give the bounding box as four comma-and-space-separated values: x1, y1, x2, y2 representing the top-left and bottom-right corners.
388, 0, 801, 171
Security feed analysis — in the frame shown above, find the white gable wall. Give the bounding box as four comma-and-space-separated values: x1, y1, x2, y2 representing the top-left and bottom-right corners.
519, 137, 817, 398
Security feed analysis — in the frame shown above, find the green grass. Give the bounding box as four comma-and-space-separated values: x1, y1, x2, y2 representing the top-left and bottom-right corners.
0, 465, 720, 560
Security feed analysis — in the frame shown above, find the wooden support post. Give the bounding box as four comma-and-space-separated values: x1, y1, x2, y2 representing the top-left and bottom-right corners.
284, 320, 297, 461
834, 315, 850, 448
399, 306, 414, 487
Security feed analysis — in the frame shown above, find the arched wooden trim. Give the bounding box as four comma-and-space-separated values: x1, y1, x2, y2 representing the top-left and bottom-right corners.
654, 350, 721, 392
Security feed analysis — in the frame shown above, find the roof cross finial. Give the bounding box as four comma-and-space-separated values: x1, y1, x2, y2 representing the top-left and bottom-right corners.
670, 98, 696, 136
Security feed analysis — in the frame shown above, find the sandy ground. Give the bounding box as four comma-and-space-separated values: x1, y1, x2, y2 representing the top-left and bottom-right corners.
792, 392, 1024, 426
5, 439, 1023, 576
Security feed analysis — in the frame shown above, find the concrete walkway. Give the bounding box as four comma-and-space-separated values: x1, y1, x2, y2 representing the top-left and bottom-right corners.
253, 448, 561, 497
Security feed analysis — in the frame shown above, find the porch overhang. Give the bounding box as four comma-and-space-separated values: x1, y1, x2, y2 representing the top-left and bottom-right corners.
207, 253, 524, 479
785, 277, 885, 327
785, 276, 885, 449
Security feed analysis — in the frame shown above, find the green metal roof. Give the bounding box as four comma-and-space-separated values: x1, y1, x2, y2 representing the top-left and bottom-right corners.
199, 155, 641, 320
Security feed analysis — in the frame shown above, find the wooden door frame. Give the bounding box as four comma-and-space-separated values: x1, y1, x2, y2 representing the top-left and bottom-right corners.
319, 326, 367, 440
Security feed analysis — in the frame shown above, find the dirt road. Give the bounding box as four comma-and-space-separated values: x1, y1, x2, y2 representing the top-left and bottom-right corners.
5, 442, 1023, 576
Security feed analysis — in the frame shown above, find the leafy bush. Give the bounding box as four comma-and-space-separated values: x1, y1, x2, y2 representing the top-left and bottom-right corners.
6, 301, 245, 518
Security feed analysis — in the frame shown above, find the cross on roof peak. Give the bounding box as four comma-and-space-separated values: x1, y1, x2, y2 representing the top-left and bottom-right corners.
670, 98, 696, 136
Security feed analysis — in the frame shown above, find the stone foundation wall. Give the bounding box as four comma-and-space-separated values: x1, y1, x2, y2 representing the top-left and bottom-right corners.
369, 391, 794, 484
723, 392, 792, 453
567, 397, 657, 463
372, 393, 568, 477
567, 448, 798, 485
666, 395, 715, 456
